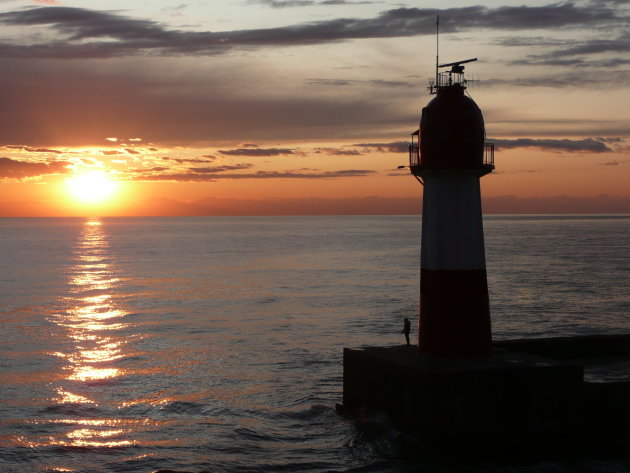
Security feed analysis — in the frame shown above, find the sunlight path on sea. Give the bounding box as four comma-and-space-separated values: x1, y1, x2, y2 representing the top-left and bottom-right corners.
46, 219, 134, 448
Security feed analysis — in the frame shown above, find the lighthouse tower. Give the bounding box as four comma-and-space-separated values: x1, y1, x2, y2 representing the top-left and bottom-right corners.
409, 58, 494, 358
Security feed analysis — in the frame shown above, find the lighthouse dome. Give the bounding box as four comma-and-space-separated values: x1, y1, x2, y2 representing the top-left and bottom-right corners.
419, 85, 485, 169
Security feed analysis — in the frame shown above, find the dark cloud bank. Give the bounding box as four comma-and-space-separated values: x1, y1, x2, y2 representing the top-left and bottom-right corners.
0, 4, 626, 147
0, 3, 625, 58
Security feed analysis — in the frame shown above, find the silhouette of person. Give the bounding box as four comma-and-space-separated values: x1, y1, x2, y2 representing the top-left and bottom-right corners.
402, 318, 411, 346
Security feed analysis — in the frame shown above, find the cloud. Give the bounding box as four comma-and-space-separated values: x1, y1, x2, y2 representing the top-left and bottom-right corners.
189, 164, 254, 173
307, 78, 414, 88
130, 168, 376, 182
218, 147, 296, 157
597, 137, 625, 143
0, 4, 624, 59
162, 4, 188, 17
588, 0, 628, 4
487, 118, 630, 137
483, 70, 630, 88
501, 32, 630, 69
249, 0, 315, 6
599, 160, 629, 166
128, 163, 254, 180
5, 145, 63, 154
249, 0, 373, 7
494, 36, 568, 48
495, 33, 630, 68
0, 157, 69, 179
313, 147, 362, 156
489, 138, 614, 153
162, 156, 218, 164
527, 33, 630, 61
130, 163, 253, 173
355, 141, 409, 153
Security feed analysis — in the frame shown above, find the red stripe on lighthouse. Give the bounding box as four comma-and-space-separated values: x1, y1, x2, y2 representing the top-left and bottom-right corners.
419, 268, 492, 357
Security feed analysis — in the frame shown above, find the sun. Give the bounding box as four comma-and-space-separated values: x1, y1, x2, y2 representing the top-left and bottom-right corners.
66, 172, 117, 204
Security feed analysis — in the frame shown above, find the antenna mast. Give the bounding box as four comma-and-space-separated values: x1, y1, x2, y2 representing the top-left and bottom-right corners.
435, 15, 439, 90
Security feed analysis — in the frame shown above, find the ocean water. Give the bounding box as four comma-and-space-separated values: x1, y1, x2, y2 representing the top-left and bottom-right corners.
0, 215, 628, 473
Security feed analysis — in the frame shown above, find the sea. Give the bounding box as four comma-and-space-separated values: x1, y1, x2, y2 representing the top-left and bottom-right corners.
0, 215, 629, 473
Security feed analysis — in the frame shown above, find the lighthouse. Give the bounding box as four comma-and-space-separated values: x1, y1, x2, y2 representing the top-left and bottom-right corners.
408, 58, 494, 358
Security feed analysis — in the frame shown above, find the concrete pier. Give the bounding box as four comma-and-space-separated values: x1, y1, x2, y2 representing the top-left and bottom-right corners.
342, 334, 630, 446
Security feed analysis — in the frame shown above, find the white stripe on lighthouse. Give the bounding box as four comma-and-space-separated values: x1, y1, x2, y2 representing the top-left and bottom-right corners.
421, 171, 487, 271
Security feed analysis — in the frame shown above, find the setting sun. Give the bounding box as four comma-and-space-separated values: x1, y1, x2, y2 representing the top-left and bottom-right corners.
66, 172, 117, 204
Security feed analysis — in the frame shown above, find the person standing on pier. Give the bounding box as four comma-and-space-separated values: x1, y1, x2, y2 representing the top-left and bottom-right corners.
402, 318, 411, 346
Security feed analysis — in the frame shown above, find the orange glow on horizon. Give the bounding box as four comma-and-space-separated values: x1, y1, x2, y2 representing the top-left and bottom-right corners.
0, 141, 627, 217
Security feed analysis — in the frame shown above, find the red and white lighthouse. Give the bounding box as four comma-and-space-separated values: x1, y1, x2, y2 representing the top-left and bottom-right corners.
409, 58, 495, 358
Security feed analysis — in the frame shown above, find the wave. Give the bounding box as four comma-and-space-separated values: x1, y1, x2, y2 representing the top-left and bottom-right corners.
41, 403, 104, 417
158, 401, 206, 414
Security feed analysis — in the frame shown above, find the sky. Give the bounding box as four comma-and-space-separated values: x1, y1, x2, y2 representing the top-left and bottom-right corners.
0, 0, 628, 216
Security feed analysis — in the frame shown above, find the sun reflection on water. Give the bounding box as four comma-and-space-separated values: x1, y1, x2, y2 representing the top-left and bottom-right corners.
43, 218, 138, 449
68, 366, 121, 382
14, 417, 175, 449
54, 388, 95, 405
53, 218, 130, 384
65, 428, 132, 447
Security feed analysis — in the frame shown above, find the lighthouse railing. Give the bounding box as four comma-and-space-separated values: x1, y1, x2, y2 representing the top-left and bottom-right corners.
483, 143, 494, 167
409, 130, 420, 167
408, 141, 494, 169
409, 143, 420, 167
